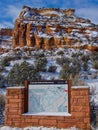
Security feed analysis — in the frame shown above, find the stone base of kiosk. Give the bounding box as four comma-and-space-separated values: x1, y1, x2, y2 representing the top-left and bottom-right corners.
5, 85, 90, 130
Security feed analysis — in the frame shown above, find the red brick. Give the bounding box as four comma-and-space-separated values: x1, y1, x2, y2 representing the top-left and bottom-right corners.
20, 122, 39, 128
80, 123, 89, 129
7, 115, 21, 119
78, 98, 88, 103
20, 95, 24, 98
12, 118, 22, 122
86, 123, 91, 130
82, 106, 90, 112
65, 117, 75, 121
36, 116, 65, 120
25, 118, 39, 123
5, 121, 12, 126
71, 98, 78, 105
6, 103, 19, 108
85, 112, 90, 117
71, 91, 80, 96
39, 119, 57, 126
79, 90, 89, 96
31, 122, 39, 127
8, 109, 19, 114
6, 100, 9, 104
84, 117, 90, 123
19, 103, 24, 107
22, 115, 45, 119
57, 121, 75, 128
50, 116, 65, 120
71, 112, 85, 117
71, 106, 82, 112
22, 115, 33, 119
9, 99, 22, 103
71, 106, 90, 112
14, 122, 21, 127
76, 100, 89, 105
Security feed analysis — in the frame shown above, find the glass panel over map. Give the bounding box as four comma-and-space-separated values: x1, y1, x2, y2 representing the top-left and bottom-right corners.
28, 83, 68, 113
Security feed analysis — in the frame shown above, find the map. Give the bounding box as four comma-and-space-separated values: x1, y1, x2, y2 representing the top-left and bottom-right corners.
28, 84, 68, 113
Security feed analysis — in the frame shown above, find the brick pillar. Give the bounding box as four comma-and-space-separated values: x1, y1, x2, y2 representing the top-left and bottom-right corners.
5, 87, 25, 127
71, 88, 90, 130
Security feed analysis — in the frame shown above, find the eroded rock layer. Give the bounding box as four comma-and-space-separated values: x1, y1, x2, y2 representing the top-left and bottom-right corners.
13, 6, 98, 50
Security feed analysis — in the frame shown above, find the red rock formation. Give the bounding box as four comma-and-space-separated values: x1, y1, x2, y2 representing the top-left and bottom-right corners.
0, 28, 12, 36
12, 6, 98, 51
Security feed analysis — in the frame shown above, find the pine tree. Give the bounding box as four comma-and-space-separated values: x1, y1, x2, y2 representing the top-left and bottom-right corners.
6, 63, 21, 85
34, 57, 47, 72
19, 61, 30, 83
6, 61, 41, 85
1, 57, 10, 66
59, 63, 70, 79
0, 74, 5, 88
48, 65, 57, 72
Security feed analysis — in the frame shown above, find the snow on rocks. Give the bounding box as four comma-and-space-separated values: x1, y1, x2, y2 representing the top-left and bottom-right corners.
76, 22, 91, 27
40, 11, 65, 17
85, 30, 98, 37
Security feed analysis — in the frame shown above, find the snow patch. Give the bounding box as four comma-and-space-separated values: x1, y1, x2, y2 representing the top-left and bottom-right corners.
85, 30, 98, 37
40, 11, 64, 17
0, 126, 78, 130
72, 86, 89, 89
23, 112, 71, 116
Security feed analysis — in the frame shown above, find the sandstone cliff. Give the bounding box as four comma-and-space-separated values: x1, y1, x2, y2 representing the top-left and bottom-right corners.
0, 28, 13, 53
12, 6, 98, 50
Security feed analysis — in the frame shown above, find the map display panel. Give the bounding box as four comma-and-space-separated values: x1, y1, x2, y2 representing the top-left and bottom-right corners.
28, 82, 68, 113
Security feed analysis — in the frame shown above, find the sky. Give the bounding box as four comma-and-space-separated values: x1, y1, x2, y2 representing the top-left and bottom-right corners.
0, 0, 98, 28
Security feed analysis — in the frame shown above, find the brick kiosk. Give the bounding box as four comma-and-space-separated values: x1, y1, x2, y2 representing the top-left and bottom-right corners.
5, 81, 90, 130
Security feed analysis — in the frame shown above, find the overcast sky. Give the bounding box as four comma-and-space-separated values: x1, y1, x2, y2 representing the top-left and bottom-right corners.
0, 0, 98, 28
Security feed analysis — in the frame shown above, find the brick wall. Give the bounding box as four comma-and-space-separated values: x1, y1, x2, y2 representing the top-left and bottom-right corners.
5, 87, 90, 130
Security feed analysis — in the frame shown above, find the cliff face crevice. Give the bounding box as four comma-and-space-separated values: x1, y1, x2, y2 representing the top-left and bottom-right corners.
12, 6, 98, 50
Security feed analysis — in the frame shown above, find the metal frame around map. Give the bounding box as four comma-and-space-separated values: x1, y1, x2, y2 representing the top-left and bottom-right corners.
24, 80, 71, 114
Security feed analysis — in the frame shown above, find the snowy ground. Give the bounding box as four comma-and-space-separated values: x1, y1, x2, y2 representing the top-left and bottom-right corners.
0, 126, 79, 130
